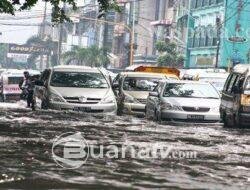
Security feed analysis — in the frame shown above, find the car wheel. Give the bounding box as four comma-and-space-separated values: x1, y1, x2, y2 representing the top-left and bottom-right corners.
234, 112, 242, 128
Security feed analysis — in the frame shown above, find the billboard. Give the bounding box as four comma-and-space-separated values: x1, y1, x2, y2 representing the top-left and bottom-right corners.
9, 44, 51, 55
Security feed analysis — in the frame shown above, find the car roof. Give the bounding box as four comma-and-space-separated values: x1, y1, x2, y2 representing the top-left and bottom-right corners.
1, 69, 40, 76
120, 72, 171, 78
160, 79, 211, 85
198, 72, 229, 79
52, 65, 100, 73
233, 64, 250, 74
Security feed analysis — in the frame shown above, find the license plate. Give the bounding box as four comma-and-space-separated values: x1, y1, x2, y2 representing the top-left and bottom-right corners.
187, 115, 204, 120
74, 107, 91, 112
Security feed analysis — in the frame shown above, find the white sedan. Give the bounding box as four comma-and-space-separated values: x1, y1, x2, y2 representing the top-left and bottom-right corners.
146, 80, 221, 123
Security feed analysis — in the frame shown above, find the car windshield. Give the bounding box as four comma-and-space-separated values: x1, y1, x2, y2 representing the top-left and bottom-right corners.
50, 72, 108, 88
123, 77, 160, 91
163, 83, 219, 99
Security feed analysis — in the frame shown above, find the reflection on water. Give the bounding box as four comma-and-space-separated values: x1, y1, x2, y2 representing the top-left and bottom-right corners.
0, 106, 249, 189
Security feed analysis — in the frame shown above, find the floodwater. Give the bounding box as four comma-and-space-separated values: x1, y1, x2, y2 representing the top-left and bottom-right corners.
0, 104, 249, 189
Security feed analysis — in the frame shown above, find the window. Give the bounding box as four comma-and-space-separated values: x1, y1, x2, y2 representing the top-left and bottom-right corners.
163, 83, 219, 99
245, 77, 250, 90
50, 72, 109, 88
123, 77, 160, 92
8, 77, 23, 85
223, 73, 233, 92
226, 74, 239, 93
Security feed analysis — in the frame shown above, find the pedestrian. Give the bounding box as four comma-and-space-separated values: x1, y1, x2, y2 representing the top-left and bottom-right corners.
19, 71, 36, 110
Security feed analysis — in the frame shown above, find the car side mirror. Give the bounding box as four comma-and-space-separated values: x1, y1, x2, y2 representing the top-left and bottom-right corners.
149, 92, 159, 97
112, 83, 119, 89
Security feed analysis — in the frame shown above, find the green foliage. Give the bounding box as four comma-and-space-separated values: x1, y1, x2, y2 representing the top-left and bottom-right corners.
156, 41, 184, 67
63, 45, 110, 67
0, 0, 120, 23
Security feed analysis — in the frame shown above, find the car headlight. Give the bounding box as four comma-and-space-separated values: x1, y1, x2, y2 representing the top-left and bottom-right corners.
100, 95, 116, 104
124, 94, 140, 104
49, 93, 64, 102
161, 102, 182, 111
211, 106, 219, 112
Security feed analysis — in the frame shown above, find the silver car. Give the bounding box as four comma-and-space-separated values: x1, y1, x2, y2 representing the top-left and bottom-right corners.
146, 80, 221, 122
36, 65, 117, 114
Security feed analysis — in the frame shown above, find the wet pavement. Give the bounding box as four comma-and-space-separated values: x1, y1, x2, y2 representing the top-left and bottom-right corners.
0, 104, 249, 189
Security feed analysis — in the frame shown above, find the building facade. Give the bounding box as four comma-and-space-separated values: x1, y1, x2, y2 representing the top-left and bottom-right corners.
185, 0, 225, 68
221, 0, 250, 67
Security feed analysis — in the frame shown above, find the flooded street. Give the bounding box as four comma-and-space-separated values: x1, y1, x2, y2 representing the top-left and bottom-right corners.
0, 104, 249, 189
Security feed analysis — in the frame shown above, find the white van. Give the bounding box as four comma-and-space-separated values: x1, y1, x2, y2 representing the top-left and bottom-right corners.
0, 69, 40, 102
36, 65, 117, 114
0, 69, 23, 102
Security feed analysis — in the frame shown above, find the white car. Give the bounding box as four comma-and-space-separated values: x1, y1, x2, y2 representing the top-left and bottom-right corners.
36, 65, 117, 114
113, 72, 171, 116
146, 80, 221, 122
0, 69, 40, 102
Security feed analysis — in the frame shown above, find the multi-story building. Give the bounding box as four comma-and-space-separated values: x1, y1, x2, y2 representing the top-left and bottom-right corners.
185, 0, 225, 68
113, 0, 158, 67
185, 0, 250, 68
221, 0, 250, 67
175, 0, 189, 54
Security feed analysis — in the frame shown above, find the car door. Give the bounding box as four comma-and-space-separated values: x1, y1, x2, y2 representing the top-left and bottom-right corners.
221, 73, 240, 116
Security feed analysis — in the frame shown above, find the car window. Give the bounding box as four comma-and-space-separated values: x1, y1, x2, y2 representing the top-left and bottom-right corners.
223, 73, 233, 92
50, 72, 109, 88
227, 74, 239, 93
123, 77, 160, 91
163, 83, 219, 99
245, 77, 250, 90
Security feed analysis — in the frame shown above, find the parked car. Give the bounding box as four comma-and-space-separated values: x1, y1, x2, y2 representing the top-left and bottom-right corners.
220, 64, 250, 127
35, 65, 117, 114
146, 80, 221, 122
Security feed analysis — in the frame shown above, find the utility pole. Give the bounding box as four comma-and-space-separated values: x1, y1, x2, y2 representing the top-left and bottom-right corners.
129, 0, 136, 65
40, 1, 47, 70
57, 3, 66, 65
215, 17, 221, 68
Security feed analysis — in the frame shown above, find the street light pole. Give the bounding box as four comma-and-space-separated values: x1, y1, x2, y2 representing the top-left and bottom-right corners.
215, 17, 221, 68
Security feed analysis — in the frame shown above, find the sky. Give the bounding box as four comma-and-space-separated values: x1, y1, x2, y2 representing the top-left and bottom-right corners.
0, 1, 50, 44
0, 0, 92, 44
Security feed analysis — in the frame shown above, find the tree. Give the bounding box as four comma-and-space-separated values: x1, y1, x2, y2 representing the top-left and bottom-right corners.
0, 0, 119, 23
25, 36, 56, 69
156, 41, 184, 68
63, 45, 110, 67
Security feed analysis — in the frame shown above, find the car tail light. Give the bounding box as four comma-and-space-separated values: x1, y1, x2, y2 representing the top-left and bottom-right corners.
241, 94, 250, 106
